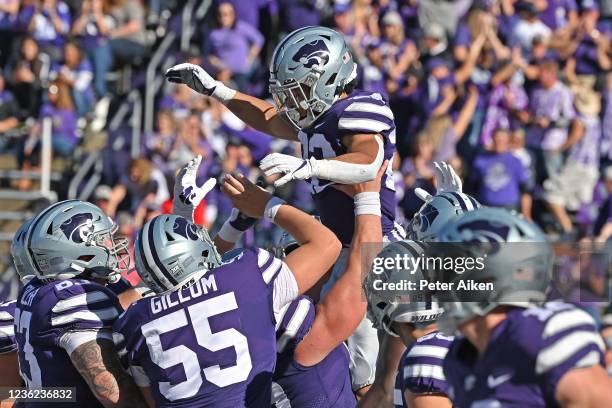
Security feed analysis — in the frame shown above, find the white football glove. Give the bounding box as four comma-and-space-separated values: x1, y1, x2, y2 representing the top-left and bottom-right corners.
173, 155, 217, 222
165, 63, 235, 103
414, 161, 463, 203
260, 153, 317, 187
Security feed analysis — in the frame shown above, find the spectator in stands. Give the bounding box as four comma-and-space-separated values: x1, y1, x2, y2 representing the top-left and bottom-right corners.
84, 0, 146, 96
17, 80, 77, 189
145, 109, 178, 178
171, 112, 213, 175
418, 84, 479, 163
527, 59, 575, 180
512, 1, 552, 53
481, 70, 529, 148
469, 128, 531, 218
8, 36, 48, 118
278, 0, 320, 34
205, 1, 263, 92
544, 89, 601, 235
421, 21, 451, 65
71, 0, 111, 97
379, 11, 417, 87
0, 0, 19, 68
106, 0, 146, 63
106, 157, 169, 228
18, 0, 72, 60
53, 40, 94, 117
0, 72, 20, 139
563, 1, 611, 84
538, 0, 578, 32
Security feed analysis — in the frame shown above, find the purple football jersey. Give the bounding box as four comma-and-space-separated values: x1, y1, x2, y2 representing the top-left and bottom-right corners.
113, 247, 290, 407
443, 302, 605, 407
0, 300, 17, 354
272, 296, 355, 407
394, 331, 453, 408
14, 277, 122, 407
299, 90, 398, 246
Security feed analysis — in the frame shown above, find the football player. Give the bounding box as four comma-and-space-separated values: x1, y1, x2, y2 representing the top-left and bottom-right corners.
435, 208, 612, 407
361, 162, 479, 406
360, 240, 453, 408
112, 172, 342, 407
166, 26, 400, 394
269, 162, 385, 407
14, 200, 147, 407
0, 218, 36, 407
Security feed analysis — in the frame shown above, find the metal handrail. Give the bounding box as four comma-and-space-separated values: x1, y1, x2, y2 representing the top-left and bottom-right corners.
130, 91, 143, 158
181, 0, 198, 52
68, 151, 101, 199
196, 0, 212, 20
144, 32, 177, 134
39, 117, 56, 202
78, 156, 103, 201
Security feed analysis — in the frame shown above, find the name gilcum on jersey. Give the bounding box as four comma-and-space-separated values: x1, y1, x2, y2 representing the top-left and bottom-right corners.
113, 247, 290, 407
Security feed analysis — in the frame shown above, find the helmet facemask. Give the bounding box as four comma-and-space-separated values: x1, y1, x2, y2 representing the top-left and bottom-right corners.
270, 72, 329, 129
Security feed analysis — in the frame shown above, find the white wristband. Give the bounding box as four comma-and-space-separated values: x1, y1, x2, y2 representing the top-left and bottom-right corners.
212, 81, 237, 104
217, 221, 243, 243
264, 197, 286, 222
354, 192, 381, 216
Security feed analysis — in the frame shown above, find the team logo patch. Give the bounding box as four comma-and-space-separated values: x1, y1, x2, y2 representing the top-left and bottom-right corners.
172, 217, 200, 240
59, 213, 94, 243
292, 39, 330, 69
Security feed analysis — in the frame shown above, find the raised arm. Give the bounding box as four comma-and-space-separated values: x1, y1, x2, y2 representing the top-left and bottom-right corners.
221, 173, 341, 294
293, 163, 386, 367
69, 337, 147, 408
165, 64, 298, 141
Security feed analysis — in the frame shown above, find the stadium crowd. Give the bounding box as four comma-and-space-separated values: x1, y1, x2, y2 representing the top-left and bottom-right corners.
0, 1, 611, 407
1, 0, 612, 247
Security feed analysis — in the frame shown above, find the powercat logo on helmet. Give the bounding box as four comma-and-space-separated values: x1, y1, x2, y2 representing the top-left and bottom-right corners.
172, 217, 199, 240
59, 213, 94, 243
292, 39, 330, 69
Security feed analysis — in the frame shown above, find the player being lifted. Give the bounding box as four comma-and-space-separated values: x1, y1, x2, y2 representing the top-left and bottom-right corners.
434, 208, 612, 407
113, 169, 345, 406
166, 25, 401, 395
12, 200, 147, 407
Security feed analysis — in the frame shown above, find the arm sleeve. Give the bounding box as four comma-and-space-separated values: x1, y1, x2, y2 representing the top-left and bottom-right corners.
256, 249, 298, 314
536, 308, 605, 399
0, 303, 17, 354
50, 283, 122, 347
59, 329, 113, 355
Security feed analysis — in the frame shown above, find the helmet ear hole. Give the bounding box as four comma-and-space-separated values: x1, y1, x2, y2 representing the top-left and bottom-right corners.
376, 301, 387, 310
326, 73, 337, 86
202, 250, 209, 258
165, 232, 175, 242
78, 255, 94, 262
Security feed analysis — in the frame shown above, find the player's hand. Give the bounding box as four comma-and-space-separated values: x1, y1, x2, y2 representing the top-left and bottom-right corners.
259, 153, 314, 187
333, 161, 388, 197
415, 161, 462, 203
433, 161, 462, 193
165, 63, 218, 96
221, 173, 271, 218
173, 155, 216, 222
